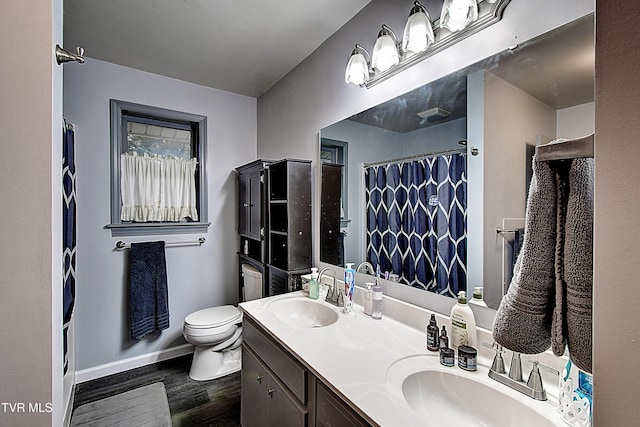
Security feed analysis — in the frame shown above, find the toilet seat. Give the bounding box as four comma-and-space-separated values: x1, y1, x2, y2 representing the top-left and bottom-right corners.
184, 305, 241, 329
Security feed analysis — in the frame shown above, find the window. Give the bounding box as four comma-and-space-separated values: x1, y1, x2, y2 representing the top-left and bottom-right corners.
320, 138, 348, 225
108, 100, 209, 236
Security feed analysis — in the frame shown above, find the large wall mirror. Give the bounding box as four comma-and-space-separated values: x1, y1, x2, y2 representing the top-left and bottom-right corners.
319, 14, 594, 310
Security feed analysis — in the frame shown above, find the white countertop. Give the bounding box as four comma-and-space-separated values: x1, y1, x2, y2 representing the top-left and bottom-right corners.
239, 290, 565, 427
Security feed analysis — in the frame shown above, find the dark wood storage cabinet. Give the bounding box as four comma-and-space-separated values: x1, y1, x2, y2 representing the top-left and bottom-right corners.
236, 158, 312, 299
241, 316, 371, 427
236, 160, 271, 300
320, 163, 343, 266
267, 159, 312, 295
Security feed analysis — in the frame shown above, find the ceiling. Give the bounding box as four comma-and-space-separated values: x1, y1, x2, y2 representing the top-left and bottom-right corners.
63, 0, 372, 98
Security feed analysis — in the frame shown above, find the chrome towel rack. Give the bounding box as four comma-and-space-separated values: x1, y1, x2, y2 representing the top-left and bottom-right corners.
115, 237, 205, 250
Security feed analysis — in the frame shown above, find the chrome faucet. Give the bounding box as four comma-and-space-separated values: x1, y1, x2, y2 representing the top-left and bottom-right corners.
356, 261, 374, 275
485, 342, 559, 401
318, 267, 338, 305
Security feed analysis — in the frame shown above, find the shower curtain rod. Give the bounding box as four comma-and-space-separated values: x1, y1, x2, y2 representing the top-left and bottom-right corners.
115, 237, 205, 250
363, 146, 466, 169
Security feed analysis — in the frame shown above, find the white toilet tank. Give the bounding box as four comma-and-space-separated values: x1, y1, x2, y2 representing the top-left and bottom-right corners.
242, 263, 262, 301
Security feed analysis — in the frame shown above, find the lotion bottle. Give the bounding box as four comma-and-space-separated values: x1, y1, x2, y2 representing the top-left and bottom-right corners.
450, 290, 477, 350
468, 286, 488, 307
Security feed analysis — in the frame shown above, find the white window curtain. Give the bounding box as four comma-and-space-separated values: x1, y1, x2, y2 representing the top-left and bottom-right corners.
120, 153, 198, 222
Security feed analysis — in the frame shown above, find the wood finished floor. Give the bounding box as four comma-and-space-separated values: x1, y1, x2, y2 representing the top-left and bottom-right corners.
72, 354, 241, 427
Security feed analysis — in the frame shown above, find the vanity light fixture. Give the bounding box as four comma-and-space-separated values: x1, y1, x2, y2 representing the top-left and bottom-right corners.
440, 0, 479, 32
345, 0, 511, 89
402, 1, 435, 55
371, 25, 400, 72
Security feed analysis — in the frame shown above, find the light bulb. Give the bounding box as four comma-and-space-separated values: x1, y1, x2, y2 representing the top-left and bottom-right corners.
345, 51, 369, 85
372, 34, 399, 72
441, 0, 478, 32
402, 6, 434, 54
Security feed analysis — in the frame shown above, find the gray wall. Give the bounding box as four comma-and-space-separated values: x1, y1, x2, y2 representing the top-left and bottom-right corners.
63, 59, 257, 374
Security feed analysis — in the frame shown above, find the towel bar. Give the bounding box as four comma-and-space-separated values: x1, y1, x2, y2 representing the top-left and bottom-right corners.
115, 237, 205, 250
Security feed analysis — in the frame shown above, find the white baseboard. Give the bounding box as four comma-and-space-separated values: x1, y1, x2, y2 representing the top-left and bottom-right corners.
75, 344, 194, 384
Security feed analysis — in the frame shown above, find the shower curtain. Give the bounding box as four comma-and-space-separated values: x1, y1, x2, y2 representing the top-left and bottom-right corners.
62, 121, 76, 374
365, 153, 467, 298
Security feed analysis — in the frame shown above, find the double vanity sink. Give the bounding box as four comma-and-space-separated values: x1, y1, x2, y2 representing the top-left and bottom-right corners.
240, 292, 564, 426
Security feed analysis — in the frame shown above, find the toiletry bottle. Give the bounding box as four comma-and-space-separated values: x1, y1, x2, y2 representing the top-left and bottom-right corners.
372, 280, 383, 319
344, 263, 356, 313
426, 314, 439, 352
439, 326, 454, 367
450, 290, 477, 350
363, 282, 373, 316
309, 267, 319, 300
468, 286, 488, 307
439, 325, 449, 351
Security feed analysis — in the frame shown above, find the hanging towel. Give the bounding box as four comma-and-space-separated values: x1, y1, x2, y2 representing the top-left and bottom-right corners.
553, 158, 594, 373
129, 241, 170, 340
493, 159, 557, 353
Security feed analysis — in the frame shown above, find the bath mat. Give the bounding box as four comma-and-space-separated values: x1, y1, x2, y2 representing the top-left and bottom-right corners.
71, 382, 171, 426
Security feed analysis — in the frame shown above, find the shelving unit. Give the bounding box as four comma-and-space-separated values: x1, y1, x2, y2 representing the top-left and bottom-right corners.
236, 158, 311, 299
267, 159, 312, 295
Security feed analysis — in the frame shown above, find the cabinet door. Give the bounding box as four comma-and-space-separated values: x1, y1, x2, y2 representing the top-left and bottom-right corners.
238, 173, 250, 236
316, 382, 369, 427
239, 169, 263, 240
241, 344, 268, 427
265, 375, 308, 427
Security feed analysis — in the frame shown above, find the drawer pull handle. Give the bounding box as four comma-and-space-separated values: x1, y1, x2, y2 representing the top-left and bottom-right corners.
256, 375, 263, 384
267, 388, 275, 398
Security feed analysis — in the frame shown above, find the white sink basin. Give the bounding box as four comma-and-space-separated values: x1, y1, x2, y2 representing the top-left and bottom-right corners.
386, 355, 562, 427
266, 296, 339, 328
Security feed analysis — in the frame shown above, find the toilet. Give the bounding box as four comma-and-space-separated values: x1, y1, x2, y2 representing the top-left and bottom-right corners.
183, 263, 262, 381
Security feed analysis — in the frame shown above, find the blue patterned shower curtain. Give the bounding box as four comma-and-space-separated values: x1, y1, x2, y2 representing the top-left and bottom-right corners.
62, 121, 76, 374
366, 153, 467, 297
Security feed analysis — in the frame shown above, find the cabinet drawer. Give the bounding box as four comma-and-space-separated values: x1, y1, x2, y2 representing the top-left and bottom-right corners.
243, 317, 307, 402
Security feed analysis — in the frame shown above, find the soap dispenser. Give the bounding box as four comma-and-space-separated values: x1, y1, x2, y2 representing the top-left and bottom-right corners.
309, 267, 319, 300
450, 290, 477, 350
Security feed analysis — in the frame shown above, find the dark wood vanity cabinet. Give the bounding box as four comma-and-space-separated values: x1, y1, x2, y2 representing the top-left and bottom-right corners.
241, 316, 371, 427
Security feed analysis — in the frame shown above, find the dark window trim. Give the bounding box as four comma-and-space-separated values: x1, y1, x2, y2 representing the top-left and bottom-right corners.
107, 99, 210, 236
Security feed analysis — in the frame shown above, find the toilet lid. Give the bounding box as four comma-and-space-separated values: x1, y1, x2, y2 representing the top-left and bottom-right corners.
185, 305, 241, 329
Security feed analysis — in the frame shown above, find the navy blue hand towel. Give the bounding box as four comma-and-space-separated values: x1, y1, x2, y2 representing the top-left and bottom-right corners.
129, 241, 169, 340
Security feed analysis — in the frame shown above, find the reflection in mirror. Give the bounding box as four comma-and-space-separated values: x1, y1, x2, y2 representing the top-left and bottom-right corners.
319, 15, 594, 310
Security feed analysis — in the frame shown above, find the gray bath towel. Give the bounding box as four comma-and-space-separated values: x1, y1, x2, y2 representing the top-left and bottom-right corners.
559, 158, 594, 373
493, 160, 556, 353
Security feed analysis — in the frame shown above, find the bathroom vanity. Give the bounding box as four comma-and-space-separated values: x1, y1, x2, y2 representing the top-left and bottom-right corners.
239, 292, 566, 427
241, 316, 369, 426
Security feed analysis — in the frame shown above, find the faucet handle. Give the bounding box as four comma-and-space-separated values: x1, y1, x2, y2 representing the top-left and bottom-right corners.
508, 352, 523, 382
482, 342, 506, 374
526, 361, 560, 394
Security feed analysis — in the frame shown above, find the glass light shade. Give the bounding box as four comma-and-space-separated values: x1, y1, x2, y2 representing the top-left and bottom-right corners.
440, 0, 478, 32
345, 52, 369, 85
402, 9, 434, 54
371, 34, 400, 72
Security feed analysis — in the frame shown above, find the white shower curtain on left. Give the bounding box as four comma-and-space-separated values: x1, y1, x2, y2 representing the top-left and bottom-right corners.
120, 152, 198, 222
